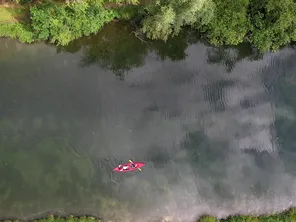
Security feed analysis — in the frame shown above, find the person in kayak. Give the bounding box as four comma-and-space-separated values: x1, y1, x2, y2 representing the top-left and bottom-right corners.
118, 164, 130, 171
130, 163, 136, 168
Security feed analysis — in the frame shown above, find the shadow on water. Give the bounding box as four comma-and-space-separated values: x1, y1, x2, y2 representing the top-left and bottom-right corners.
57, 22, 147, 80
206, 43, 263, 73
56, 22, 201, 80
56, 22, 262, 79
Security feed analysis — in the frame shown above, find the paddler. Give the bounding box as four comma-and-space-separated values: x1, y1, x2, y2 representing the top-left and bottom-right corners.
118, 164, 129, 170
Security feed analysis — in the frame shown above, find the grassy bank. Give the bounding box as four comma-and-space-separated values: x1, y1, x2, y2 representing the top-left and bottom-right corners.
1, 0, 296, 51
0, 0, 121, 45
2, 215, 102, 222
199, 208, 296, 222
0, 0, 143, 45
0, 3, 34, 43
2, 208, 296, 222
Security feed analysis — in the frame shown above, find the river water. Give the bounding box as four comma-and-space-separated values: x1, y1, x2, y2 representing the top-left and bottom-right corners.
1, 22, 296, 222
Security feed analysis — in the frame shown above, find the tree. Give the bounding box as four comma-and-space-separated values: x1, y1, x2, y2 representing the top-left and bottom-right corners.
205, 0, 251, 46
249, 0, 296, 51
30, 0, 116, 45
142, 0, 215, 41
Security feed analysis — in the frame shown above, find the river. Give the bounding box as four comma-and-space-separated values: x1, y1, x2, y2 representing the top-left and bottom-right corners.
1, 22, 296, 222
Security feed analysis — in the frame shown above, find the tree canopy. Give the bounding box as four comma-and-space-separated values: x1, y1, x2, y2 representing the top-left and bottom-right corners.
142, 0, 215, 41
1, 0, 296, 51
30, 0, 116, 45
249, 0, 296, 51
141, 0, 296, 51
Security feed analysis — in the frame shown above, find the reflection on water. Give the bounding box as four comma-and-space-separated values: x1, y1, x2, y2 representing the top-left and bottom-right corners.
1, 22, 296, 221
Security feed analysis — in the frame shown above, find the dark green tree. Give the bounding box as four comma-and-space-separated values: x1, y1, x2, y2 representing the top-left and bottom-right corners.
205, 0, 251, 46
249, 0, 296, 51
30, 0, 116, 45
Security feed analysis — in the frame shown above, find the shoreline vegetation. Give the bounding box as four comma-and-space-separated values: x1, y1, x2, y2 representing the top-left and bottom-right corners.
1, 208, 296, 222
0, 0, 296, 52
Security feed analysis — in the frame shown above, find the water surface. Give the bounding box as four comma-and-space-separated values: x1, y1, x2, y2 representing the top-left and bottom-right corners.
1, 23, 296, 222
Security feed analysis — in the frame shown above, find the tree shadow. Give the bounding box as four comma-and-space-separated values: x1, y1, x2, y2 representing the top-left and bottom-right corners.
57, 22, 148, 80
57, 24, 201, 80
57, 22, 264, 80
206, 42, 264, 72
151, 30, 194, 61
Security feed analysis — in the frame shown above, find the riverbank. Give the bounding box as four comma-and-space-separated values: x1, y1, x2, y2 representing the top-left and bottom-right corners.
199, 208, 296, 222
0, 0, 133, 45
2, 208, 296, 222
1, 0, 296, 52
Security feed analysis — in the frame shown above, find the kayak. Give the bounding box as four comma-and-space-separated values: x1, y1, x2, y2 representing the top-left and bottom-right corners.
113, 161, 145, 172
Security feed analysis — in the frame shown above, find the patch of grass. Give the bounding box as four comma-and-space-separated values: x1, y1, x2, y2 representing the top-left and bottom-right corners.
0, 5, 31, 43
0, 7, 26, 22
2, 215, 102, 222
198, 208, 296, 222
1, 209, 296, 222
0, 22, 35, 43
36, 216, 102, 222
0, 0, 143, 45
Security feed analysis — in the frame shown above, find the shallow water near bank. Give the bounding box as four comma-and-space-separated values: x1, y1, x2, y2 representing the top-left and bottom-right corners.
1, 22, 296, 222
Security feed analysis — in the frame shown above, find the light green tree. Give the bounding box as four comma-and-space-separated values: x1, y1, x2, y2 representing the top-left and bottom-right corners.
142, 0, 215, 41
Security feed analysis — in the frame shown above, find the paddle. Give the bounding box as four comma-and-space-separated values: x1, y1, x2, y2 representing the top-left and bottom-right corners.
129, 159, 141, 171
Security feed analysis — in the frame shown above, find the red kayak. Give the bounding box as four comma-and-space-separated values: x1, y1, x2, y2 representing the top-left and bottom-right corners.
113, 160, 145, 172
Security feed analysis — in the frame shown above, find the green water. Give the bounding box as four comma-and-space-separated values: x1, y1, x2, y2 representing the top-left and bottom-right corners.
1, 22, 296, 221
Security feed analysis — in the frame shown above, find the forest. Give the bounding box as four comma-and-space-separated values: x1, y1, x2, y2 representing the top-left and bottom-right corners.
1, 0, 296, 51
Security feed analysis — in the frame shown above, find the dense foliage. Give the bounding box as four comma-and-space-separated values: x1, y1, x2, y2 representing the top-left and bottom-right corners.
249, 0, 296, 51
0, 22, 35, 43
142, 0, 215, 41
141, 0, 296, 51
1, 0, 296, 51
30, 0, 116, 45
205, 0, 250, 46
105, 0, 139, 3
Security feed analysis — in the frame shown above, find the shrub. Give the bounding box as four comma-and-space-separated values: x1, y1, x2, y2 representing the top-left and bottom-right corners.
30, 0, 116, 45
